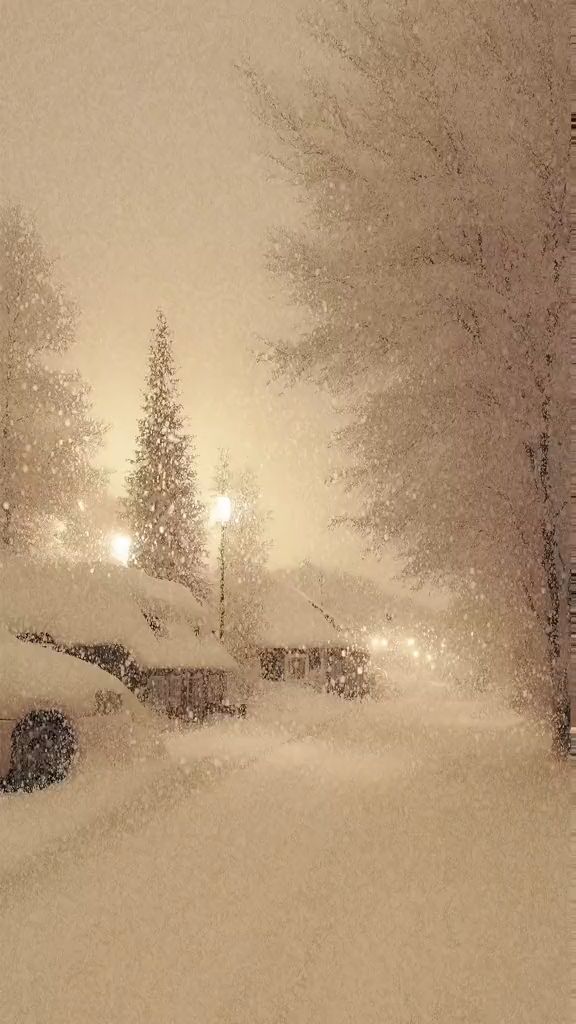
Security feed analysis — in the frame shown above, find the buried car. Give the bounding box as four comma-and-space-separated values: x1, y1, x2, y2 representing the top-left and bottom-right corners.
0, 628, 160, 792
1, 557, 245, 727
0, 557, 246, 792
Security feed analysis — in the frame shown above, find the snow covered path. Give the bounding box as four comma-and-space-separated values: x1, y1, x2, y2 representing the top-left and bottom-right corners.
0, 687, 568, 1024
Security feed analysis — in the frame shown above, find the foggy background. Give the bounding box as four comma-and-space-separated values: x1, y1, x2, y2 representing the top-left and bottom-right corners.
0, 0, 442, 607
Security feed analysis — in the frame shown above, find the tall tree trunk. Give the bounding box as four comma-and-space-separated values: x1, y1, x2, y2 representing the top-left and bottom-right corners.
1, 382, 14, 549
1, 322, 17, 550
538, 414, 568, 757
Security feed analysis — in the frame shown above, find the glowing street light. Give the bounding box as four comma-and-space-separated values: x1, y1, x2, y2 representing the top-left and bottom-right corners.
370, 636, 389, 650
213, 494, 232, 525
213, 495, 232, 640
110, 533, 132, 566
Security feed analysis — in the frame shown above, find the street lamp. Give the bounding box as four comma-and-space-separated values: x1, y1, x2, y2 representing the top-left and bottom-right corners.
110, 532, 132, 566
213, 495, 232, 641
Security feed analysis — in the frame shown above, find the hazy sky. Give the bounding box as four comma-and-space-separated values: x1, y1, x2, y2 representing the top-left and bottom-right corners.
1, 0, 439, 605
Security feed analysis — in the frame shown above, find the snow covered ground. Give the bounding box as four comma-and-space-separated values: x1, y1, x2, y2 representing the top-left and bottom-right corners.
0, 682, 568, 1024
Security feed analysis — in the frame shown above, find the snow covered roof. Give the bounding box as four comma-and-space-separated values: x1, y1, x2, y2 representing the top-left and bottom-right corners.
0, 558, 147, 647
0, 557, 235, 672
134, 623, 237, 672
257, 577, 344, 649
124, 568, 207, 627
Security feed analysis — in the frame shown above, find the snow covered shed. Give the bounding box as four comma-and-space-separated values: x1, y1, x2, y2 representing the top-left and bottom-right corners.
257, 578, 369, 697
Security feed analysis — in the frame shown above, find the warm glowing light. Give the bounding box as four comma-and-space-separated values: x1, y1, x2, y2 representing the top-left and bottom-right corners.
214, 494, 232, 525
370, 636, 389, 650
110, 533, 132, 566
406, 637, 416, 647
412, 649, 420, 658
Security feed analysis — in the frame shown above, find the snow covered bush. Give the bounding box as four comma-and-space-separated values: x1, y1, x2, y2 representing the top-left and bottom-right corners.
245, 0, 569, 749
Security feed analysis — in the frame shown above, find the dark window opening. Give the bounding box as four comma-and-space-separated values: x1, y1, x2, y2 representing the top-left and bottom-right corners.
287, 654, 306, 680
260, 648, 285, 681
308, 648, 322, 671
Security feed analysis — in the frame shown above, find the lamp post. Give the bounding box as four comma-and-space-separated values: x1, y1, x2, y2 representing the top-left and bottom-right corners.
214, 495, 232, 641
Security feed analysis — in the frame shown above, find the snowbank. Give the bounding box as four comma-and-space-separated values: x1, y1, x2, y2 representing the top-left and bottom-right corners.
0, 681, 565, 1024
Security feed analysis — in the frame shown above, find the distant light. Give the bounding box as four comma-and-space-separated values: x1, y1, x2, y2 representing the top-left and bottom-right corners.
370, 636, 389, 650
110, 533, 131, 566
426, 653, 433, 662
412, 649, 420, 658
406, 637, 416, 647
214, 494, 232, 525
77, 499, 86, 512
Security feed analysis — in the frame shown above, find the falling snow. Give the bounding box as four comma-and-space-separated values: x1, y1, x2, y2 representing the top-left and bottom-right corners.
0, 1, 571, 1021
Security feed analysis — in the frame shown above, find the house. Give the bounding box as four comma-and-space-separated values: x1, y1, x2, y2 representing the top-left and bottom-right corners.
256, 576, 370, 698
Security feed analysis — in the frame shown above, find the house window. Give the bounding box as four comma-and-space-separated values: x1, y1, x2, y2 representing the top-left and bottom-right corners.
260, 649, 285, 681
308, 648, 322, 671
287, 653, 307, 680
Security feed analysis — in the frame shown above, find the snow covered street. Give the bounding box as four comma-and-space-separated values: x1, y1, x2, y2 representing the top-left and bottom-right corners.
0, 685, 568, 1024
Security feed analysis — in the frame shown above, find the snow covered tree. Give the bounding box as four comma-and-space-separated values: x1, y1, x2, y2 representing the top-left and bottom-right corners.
215, 453, 270, 665
213, 446, 231, 504
0, 203, 105, 553
124, 310, 207, 598
246, 2, 569, 749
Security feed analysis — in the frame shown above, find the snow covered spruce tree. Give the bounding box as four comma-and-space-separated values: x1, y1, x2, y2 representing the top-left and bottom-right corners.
124, 310, 207, 598
0, 203, 105, 553
245, 1, 569, 750
214, 450, 270, 666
